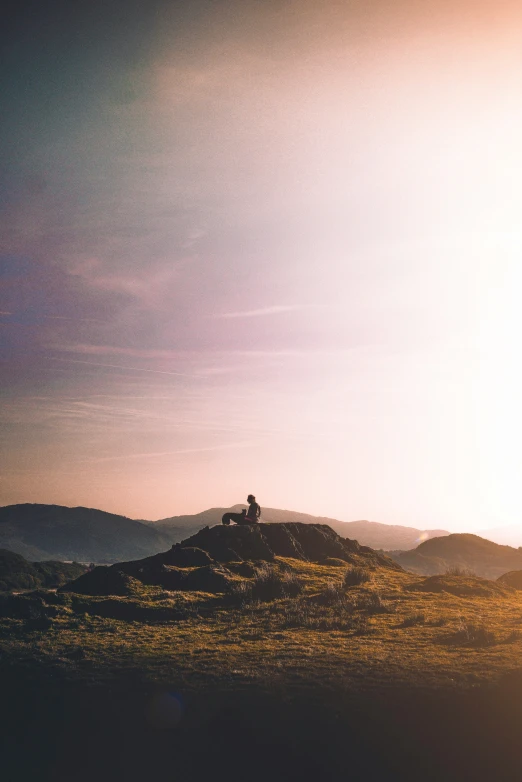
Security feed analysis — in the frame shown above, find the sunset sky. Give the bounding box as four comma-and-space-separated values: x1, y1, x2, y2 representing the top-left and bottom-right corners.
1, 0, 521, 529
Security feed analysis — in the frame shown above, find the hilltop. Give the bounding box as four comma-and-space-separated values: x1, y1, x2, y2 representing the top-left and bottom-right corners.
390, 533, 522, 579
62, 522, 399, 597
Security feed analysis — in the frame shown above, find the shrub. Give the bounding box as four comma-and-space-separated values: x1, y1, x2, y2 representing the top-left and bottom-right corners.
315, 581, 349, 606
353, 615, 373, 635
231, 565, 304, 603
354, 591, 392, 614
445, 565, 476, 577
343, 567, 371, 588
278, 598, 359, 632
444, 621, 497, 647
399, 612, 425, 628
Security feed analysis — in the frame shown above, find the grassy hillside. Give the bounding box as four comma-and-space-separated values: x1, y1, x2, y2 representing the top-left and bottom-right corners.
0, 504, 172, 563
391, 533, 522, 579
2, 523, 522, 781
0, 548, 86, 591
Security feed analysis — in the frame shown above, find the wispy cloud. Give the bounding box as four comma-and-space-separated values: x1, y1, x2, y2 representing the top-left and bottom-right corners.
50, 358, 205, 378
84, 441, 258, 463
51, 343, 186, 359
217, 305, 304, 319
46, 315, 108, 323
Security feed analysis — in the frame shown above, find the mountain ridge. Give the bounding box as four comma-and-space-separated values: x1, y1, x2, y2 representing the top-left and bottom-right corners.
0, 502, 450, 562
0, 503, 172, 563
152, 505, 449, 549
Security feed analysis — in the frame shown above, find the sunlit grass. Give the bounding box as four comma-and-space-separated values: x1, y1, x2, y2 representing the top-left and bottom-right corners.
2, 559, 522, 693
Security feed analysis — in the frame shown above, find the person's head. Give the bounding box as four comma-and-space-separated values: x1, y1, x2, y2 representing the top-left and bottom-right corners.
247, 494, 255, 503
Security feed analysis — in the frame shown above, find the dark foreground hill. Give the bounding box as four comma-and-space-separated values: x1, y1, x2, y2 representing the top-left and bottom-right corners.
0, 548, 86, 591
0, 504, 172, 563
152, 505, 449, 550
62, 522, 400, 596
390, 533, 522, 579
2, 520, 522, 782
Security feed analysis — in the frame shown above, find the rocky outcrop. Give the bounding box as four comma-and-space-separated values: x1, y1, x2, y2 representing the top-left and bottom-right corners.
176, 522, 396, 566
61, 523, 400, 596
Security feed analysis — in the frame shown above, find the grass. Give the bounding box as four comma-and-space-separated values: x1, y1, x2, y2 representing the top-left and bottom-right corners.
442, 620, 498, 648
445, 565, 477, 577
3, 557, 522, 782
1, 558, 522, 694
230, 563, 305, 603
343, 566, 372, 587
399, 612, 426, 628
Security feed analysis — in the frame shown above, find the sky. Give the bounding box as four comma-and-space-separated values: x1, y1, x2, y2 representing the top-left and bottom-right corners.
1, 0, 521, 529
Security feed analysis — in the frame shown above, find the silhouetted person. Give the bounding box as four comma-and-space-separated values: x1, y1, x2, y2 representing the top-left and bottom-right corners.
221, 494, 261, 525
246, 494, 261, 522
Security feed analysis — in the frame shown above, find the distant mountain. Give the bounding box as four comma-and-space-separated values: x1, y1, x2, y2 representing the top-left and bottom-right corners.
0, 548, 87, 592
152, 506, 448, 550
389, 533, 522, 579
0, 504, 172, 563
0, 502, 449, 564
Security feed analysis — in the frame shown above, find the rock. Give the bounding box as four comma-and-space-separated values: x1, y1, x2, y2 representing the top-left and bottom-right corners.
180, 525, 275, 563
163, 546, 214, 567
179, 523, 397, 568
60, 523, 400, 597
60, 567, 142, 596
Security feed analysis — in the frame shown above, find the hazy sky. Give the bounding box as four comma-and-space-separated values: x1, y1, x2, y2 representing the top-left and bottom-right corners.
1, 0, 521, 528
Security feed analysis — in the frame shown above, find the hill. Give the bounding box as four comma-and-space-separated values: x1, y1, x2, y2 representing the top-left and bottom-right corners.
2, 522, 522, 782
0, 548, 86, 591
390, 533, 522, 579
61, 522, 400, 597
0, 504, 172, 563
0, 503, 448, 564
152, 505, 448, 550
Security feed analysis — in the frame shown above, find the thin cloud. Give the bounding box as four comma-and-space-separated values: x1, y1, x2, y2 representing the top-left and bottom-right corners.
84, 441, 258, 463
46, 315, 108, 323
51, 343, 187, 359
50, 358, 205, 378
217, 305, 303, 319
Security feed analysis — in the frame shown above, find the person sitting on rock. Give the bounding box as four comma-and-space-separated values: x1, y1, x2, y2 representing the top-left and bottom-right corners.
221, 495, 261, 525
246, 494, 261, 523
